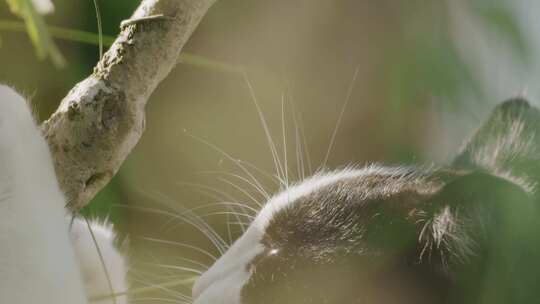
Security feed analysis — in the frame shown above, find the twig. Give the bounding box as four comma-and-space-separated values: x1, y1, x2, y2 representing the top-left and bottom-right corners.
41, 0, 218, 210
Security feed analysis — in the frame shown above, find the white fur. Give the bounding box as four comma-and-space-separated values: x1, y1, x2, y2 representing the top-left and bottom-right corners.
193, 167, 377, 304
254, 166, 388, 231
0, 85, 87, 303
192, 226, 264, 304
0, 85, 128, 304
70, 218, 128, 304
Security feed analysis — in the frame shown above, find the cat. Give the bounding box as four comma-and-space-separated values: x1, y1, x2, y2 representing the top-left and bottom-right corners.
0, 85, 128, 304
192, 98, 540, 304
3, 83, 540, 304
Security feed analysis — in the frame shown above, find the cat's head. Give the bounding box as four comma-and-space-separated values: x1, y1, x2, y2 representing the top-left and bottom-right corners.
192, 99, 540, 304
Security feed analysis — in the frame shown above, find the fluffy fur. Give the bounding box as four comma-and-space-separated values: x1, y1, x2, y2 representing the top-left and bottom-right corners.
193, 99, 540, 304
2, 86, 540, 304
0, 85, 127, 303
69, 218, 128, 304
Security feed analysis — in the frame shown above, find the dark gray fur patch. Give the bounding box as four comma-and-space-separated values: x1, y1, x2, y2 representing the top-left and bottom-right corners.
239, 99, 540, 304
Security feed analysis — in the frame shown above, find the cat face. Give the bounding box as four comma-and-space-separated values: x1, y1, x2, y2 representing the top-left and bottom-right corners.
192, 99, 540, 304
192, 167, 462, 304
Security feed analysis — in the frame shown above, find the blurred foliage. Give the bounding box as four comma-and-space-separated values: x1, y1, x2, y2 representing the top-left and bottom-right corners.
4, 0, 64, 66
1, 0, 241, 72
0, 19, 114, 46
468, 0, 530, 62
384, 0, 527, 110
0, 19, 245, 73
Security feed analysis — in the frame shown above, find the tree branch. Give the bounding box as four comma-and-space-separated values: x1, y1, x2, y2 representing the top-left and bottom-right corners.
41, 0, 217, 210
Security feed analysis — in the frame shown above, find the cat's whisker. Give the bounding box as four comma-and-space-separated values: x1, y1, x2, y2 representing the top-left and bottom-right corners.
286, 88, 313, 177
176, 181, 236, 202
166, 201, 258, 217
130, 298, 191, 304
143, 191, 229, 254
195, 171, 267, 202
140, 263, 204, 275
197, 158, 282, 191
87, 259, 197, 303
164, 189, 233, 235
192, 209, 255, 238
235, 160, 284, 189
137, 236, 218, 262
293, 108, 305, 181
281, 84, 304, 182
198, 170, 272, 202
217, 178, 262, 210
321, 65, 360, 170
297, 111, 313, 174
184, 130, 270, 199
130, 267, 189, 282
198, 211, 256, 220
281, 92, 290, 188
225, 210, 234, 246
82, 216, 118, 304
213, 195, 251, 234
168, 256, 210, 272
160, 210, 230, 252
176, 180, 259, 218
144, 199, 254, 238
228, 220, 252, 227
174, 181, 251, 234
137, 251, 192, 280
129, 275, 192, 301
219, 168, 276, 200
128, 268, 196, 299
217, 201, 260, 215
243, 72, 287, 187
280, 77, 306, 182
184, 200, 253, 236
90, 280, 190, 303
136, 273, 195, 286
130, 271, 195, 302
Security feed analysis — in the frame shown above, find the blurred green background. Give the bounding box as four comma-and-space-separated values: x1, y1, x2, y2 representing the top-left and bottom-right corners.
1, 0, 538, 302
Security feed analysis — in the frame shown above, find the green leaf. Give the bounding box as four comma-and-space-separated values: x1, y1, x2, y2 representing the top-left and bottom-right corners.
4, 0, 65, 67
469, 0, 530, 63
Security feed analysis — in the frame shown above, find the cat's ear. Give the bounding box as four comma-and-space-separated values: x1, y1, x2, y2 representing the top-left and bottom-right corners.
425, 171, 540, 304
433, 171, 534, 239
453, 98, 540, 192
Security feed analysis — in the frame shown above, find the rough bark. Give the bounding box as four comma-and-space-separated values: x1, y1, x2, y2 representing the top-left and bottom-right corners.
41, 0, 217, 210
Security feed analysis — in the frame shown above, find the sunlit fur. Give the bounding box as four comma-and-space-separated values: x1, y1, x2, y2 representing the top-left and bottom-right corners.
192, 166, 407, 303
0, 85, 127, 303
70, 218, 128, 304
